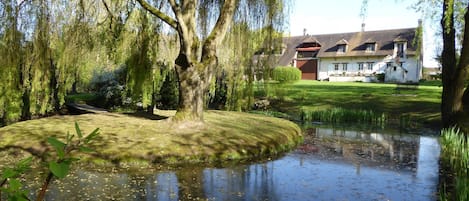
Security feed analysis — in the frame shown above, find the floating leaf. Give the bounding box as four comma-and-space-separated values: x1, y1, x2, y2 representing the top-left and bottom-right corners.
49, 161, 71, 178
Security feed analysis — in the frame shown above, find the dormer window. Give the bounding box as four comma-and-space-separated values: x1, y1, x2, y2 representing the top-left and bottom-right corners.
337, 44, 346, 53
336, 39, 348, 54
393, 36, 407, 58
396, 42, 405, 58
365, 43, 376, 52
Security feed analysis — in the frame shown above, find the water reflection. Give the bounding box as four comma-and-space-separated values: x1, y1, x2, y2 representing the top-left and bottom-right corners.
37, 127, 440, 201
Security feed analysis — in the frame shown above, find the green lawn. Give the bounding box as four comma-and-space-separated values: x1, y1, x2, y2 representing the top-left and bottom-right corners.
257, 80, 442, 127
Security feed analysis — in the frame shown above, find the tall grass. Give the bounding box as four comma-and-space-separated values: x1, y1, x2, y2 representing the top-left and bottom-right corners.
440, 127, 469, 201
300, 107, 387, 126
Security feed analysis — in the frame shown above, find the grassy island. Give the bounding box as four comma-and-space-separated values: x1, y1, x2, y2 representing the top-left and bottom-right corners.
0, 111, 302, 167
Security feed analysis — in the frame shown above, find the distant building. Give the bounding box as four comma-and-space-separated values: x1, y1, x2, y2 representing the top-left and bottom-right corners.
277, 23, 423, 83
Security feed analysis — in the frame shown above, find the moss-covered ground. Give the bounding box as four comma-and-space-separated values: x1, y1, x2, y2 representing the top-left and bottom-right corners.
0, 110, 302, 167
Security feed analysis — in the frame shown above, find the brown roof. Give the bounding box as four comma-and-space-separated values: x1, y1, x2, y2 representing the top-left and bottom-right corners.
277, 27, 419, 66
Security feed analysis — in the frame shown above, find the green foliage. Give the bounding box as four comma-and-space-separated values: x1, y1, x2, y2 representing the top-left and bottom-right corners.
300, 107, 387, 126
0, 122, 99, 200
89, 66, 128, 109
375, 73, 385, 82
157, 69, 179, 110
272, 66, 301, 83
440, 127, 469, 201
0, 157, 32, 201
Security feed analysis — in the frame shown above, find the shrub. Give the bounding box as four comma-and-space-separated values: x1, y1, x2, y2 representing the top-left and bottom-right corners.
272, 66, 301, 83
89, 66, 129, 109
375, 73, 385, 82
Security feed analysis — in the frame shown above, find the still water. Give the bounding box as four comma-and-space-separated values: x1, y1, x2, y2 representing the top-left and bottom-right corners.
42, 127, 440, 201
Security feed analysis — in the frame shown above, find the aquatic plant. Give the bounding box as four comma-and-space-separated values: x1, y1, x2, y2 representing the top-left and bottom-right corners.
440, 127, 469, 201
0, 122, 99, 201
300, 107, 387, 126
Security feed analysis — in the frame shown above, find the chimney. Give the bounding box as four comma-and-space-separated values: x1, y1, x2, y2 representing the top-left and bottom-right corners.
361, 23, 365, 32
418, 19, 423, 27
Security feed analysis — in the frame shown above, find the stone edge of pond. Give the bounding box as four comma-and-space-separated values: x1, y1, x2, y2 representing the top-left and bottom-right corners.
0, 111, 304, 170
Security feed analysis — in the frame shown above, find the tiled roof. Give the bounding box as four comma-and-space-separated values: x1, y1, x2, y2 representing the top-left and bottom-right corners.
277, 27, 419, 66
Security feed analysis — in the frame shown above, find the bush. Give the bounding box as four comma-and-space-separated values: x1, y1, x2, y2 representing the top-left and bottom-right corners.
89, 66, 129, 109
272, 66, 301, 83
375, 73, 385, 82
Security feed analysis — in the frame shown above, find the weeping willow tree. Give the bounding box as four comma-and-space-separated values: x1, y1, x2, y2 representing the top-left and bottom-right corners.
0, 0, 104, 125
136, 0, 289, 122
124, 10, 163, 112
214, 23, 283, 111
0, 0, 24, 125
53, 0, 97, 101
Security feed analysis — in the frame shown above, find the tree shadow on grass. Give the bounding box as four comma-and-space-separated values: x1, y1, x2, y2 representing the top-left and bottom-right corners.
123, 111, 169, 121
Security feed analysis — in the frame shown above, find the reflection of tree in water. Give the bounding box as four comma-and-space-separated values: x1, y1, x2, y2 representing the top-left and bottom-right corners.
176, 167, 206, 200
300, 127, 420, 172
203, 163, 279, 201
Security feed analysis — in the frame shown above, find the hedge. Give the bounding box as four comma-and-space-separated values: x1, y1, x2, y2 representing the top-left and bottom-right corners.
272, 66, 301, 83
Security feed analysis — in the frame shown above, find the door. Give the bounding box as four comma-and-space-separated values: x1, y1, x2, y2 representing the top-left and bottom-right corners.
296, 59, 317, 80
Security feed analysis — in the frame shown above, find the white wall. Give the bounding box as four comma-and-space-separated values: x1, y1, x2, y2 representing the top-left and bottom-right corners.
317, 55, 421, 82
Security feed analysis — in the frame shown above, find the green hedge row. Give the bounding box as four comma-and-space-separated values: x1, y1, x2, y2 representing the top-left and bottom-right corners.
272, 66, 301, 83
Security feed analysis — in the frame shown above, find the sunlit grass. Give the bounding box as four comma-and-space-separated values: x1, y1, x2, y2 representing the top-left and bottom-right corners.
256, 80, 442, 126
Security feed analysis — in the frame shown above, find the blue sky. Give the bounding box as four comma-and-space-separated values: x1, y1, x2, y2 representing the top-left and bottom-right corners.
288, 0, 440, 67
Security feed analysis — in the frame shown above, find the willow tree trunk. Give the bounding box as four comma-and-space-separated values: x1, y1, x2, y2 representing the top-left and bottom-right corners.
441, 1, 469, 128
136, 0, 237, 122
173, 54, 211, 121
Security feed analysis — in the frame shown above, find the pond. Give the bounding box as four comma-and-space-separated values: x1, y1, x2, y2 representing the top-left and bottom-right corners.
29, 126, 440, 201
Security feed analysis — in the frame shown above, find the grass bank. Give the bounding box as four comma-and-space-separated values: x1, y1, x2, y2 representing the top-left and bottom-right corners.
0, 111, 302, 167
256, 80, 442, 128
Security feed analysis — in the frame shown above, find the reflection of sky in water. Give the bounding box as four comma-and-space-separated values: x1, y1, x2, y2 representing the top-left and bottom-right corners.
39, 128, 440, 201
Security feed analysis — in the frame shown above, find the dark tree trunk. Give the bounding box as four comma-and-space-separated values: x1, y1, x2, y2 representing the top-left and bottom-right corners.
441, 1, 469, 128
176, 168, 205, 200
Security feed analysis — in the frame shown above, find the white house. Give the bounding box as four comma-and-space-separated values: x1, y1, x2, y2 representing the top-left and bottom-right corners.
277, 23, 423, 83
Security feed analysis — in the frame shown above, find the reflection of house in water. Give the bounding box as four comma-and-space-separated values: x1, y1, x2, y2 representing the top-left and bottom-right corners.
299, 127, 420, 172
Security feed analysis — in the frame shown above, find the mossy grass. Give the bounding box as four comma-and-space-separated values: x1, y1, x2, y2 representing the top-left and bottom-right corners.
257, 80, 442, 127
0, 111, 302, 168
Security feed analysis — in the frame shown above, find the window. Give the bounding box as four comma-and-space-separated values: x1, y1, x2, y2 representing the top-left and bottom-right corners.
367, 62, 374, 70
396, 43, 405, 58
337, 44, 346, 53
334, 63, 339, 71
386, 62, 392, 68
342, 63, 348, 71
399, 62, 405, 67
365, 43, 376, 52
358, 63, 364, 71
393, 66, 397, 71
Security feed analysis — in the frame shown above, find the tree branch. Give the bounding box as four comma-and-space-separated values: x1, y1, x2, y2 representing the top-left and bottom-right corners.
206, 0, 238, 45
457, 3, 469, 74
136, 0, 178, 30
